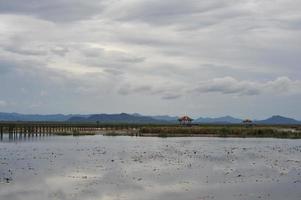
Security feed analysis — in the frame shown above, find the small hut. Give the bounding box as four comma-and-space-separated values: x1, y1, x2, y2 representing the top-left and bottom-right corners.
243, 119, 253, 127
178, 116, 193, 125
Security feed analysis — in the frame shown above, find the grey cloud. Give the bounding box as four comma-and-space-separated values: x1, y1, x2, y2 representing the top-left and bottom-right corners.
118, 84, 152, 96
81, 47, 105, 57
104, 68, 124, 76
264, 77, 301, 94
4, 46, 48, 56
195, 77, 261, 96
0, 55, 46, 76
161, 93, 182, 100
132, 85, 152, 93
0, 56, 112, 114
0, 0, 106, 22
0, 100, 7, 107
0, 0, 300, 118
84, 47, 145, 63
118, 84, 182, 100
78, 46, 145, 69
194, 77, 301, 96
118, 77, 301, 99
118, 85, 131, 95
0, 59, 15, 74
270, 15, 301, 30
51, 46, 69, 56
117, 54, 145, 63
0, 55, 45, 72
110, 0, 231, 26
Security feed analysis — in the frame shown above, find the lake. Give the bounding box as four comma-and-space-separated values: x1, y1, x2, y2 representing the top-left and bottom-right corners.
0, 135, 300, 200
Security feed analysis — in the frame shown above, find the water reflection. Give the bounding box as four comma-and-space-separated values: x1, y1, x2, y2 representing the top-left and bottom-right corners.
0, 136, 301, 200
0, 133, 52, 142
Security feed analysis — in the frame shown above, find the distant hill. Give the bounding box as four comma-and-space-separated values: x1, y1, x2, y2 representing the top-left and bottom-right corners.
0, 112, 300, 125
0, 112, 86, 121
68, 113, 167, 124
149, 115, 178, 122
255, 115, 301, 125
131, 113, 178, 122
195, 116, 243, 124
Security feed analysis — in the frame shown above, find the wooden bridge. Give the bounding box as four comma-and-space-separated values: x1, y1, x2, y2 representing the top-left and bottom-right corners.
0, 122, 145, 139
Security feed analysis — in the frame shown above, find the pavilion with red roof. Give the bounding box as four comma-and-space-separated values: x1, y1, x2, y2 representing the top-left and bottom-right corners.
243, 119, 253, 127
178, 116, 193, 125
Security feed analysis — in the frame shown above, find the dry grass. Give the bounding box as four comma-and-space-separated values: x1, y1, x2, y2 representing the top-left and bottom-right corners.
139, 126, 301, 138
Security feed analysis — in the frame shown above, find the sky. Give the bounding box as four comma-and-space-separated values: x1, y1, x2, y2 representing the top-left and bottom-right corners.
0, 0, 300, 119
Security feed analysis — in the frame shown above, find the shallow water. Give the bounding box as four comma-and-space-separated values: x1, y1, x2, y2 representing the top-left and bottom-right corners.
0, 135, 300, 200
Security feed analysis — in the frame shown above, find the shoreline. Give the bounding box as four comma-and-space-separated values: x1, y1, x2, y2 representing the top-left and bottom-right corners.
101, 132, 301, 139
1, 125, 301, 139
40, 126, 301, 139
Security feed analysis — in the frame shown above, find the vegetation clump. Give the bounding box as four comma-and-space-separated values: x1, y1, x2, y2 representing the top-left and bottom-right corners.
139, 125, 301, 138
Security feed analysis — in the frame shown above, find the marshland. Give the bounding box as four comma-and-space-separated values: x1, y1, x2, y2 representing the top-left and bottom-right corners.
0, 134, 301, 200
1, 122, 301, 138
1, 0, 301, 199
0, 123, 301, 200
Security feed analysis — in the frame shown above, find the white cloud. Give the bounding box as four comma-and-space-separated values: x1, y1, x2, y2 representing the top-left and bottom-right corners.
0, 0, 300, 117
0, 100, 7, 107
194, 76, 301, 96
117, 76, 301, 100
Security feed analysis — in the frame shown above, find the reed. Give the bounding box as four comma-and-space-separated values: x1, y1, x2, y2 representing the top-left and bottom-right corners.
139, 126, 301, 138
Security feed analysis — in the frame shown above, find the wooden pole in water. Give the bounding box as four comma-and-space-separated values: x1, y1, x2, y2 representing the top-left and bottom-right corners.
0, 126, 3, 140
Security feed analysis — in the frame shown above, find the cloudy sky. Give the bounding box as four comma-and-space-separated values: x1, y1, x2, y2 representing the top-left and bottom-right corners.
0, 0, 300, 119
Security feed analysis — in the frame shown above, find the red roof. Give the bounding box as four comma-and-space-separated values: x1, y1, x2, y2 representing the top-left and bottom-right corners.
178, 116, 193, 121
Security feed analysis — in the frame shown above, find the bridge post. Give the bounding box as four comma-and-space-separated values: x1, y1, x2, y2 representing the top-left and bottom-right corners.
28, 126, 32, 137
8, 126, 13, 140
25, 126, 28, 137
34, 126, 37, 136
0, 126, 3, 140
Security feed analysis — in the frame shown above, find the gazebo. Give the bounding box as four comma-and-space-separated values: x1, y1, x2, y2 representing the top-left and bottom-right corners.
178, 116, 193, 125
243, 119, 253, 127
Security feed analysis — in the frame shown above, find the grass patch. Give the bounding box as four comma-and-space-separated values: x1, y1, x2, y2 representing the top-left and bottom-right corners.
139, 126, 301, 139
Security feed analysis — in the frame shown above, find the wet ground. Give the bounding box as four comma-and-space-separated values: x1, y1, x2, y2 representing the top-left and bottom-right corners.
0, 135, 300, 200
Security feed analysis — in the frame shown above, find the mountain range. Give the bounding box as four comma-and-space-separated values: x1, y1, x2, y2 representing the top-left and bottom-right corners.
194, 116, 242, 124
0, 112, 300, 125
68, 113, 165, 124
254, 115, 301, 125
0, 112, 82, 121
